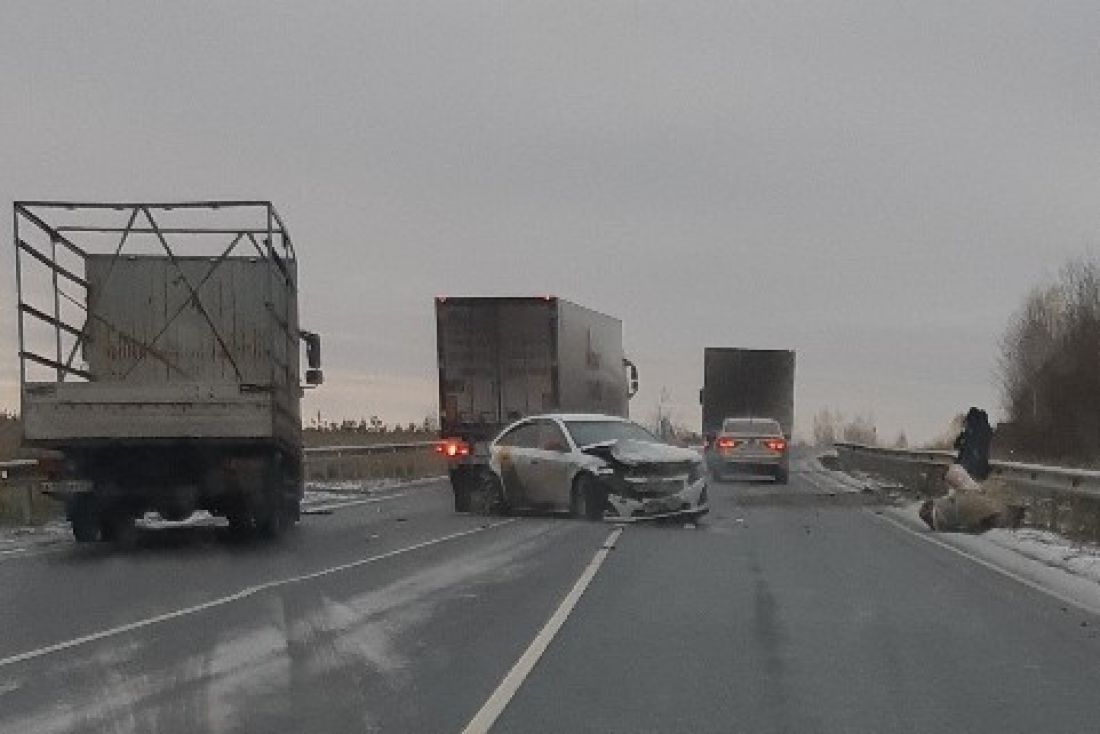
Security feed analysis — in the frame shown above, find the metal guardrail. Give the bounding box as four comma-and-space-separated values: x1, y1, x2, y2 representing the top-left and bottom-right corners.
0, 459, 40, 475
834, 443, 1100, 500
0, 459, 53, 525
0, 443, 437, 471
0, 444, 443, 524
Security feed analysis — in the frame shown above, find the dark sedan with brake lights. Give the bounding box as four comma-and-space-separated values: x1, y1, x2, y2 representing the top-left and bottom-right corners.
480, 414, 708, 522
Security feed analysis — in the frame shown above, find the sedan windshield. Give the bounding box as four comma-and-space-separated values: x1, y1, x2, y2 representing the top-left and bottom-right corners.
565, 420, 660, 447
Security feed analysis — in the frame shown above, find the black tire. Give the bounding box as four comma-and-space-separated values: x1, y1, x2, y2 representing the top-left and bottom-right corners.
475, 472, 509, 516
286, 496, 302, 525
255, 502, 285, 539
99, 511, 136, 545
72, 514, 99, 543
255, 454, 287, 540
226, 509, 253, 538
70, 494, 100, 543
774, 466, 789, 485
572, 475, 607, 521
451, 467, 473, 512
453, 485, 472, 513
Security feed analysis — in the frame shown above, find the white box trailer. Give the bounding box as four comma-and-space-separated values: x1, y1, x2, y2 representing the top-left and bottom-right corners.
700, 347, 796, 438
13, 201, 322, 542
434, 296, 639, 510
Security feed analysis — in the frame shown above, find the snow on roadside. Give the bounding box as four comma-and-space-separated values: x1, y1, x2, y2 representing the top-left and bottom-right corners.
802, 455, 902, 495
982, 527, 1100, 587
303, 476, 445, 507
304, 477, 444, 495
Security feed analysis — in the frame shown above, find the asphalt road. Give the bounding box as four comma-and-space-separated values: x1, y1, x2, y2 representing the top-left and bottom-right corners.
2, 463, 1099, 733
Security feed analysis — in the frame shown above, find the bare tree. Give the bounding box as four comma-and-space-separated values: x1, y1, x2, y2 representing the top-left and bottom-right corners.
812, 408, 838, 447
999, 257, 1100, 460
841, 413, 878, 445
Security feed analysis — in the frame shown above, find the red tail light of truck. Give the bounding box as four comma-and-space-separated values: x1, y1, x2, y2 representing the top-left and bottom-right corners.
436, 439, 471, 459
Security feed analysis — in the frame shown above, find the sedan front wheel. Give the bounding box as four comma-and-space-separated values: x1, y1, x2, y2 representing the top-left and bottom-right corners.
572, 475, 607, 521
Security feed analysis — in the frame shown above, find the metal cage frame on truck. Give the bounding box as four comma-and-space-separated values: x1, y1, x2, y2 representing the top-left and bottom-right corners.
12, 201, 320, 542
14, 200, 298, 401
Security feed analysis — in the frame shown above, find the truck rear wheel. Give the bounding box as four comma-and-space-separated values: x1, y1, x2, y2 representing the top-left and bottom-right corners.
254, 453, 291, 539
451, 468, 473, 512
255, 505, 284, 539
226, 510, 252, 538
475, 472, 509, 516
69, 494, 100, 543
99, 511, 136, 545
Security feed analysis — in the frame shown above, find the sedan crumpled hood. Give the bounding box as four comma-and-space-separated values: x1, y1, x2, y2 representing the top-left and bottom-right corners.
582, 439, 701, 467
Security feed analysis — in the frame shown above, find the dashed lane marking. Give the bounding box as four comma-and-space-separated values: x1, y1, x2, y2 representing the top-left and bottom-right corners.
461, 526, 624, 734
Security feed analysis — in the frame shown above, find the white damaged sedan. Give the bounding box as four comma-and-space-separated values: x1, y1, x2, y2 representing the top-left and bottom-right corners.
483, 413, 709, 522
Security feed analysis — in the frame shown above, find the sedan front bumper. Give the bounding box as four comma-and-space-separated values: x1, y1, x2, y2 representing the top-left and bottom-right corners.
604, 477, 709, 523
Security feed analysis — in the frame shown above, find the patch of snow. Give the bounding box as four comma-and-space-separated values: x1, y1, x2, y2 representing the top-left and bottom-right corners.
304, 476, 444, 495
983, 527, 1100, 587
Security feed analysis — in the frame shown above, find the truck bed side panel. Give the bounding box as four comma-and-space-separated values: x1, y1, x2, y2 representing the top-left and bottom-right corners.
24, 255, 301, 449
556, 301, 628, 418
22, 383, 275, 442
85, 256, 278, 385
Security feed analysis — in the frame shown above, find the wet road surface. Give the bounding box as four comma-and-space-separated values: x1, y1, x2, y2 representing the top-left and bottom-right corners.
2, 462, 1099, 733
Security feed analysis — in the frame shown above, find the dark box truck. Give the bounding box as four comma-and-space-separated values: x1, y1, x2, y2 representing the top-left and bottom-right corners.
14, 201, 323, 542
435, 296, 638, 510
701, 347, 796, 439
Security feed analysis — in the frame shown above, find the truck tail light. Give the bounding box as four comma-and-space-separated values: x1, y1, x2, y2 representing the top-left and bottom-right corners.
436, 439, 471, 459
717, 437, 739, 449
764, 438, 787, 452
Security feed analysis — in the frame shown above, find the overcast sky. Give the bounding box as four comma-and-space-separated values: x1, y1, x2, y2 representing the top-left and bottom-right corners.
2, 1, 1099, 442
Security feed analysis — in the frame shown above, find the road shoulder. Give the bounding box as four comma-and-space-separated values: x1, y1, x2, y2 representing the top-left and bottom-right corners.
872, 502, 1100, 616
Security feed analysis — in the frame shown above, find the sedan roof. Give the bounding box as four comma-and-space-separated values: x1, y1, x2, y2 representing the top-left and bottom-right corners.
524, 413, 627, 423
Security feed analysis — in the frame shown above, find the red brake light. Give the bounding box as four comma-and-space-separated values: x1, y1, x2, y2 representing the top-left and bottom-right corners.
436, 439, 470, 458
717, 437, 738, 449
765, 438, 787, 452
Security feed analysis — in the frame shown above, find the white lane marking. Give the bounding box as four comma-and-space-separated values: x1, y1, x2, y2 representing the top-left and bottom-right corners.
461, 526, 623, 734
0, 519, 516, 670
868, 510, 1100, 617
303, 492, 408, 513
0, 548, 28, 556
